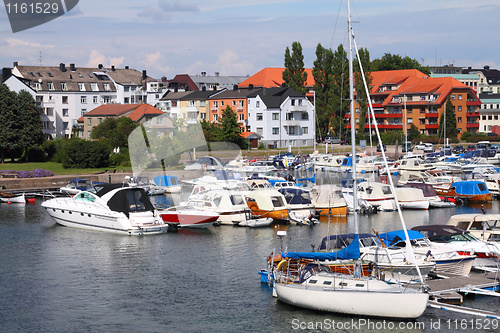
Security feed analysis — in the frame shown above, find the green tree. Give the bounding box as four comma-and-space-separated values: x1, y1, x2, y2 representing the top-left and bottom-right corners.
91, 116, 138, 149
371, 53, 430, 75
0, 84, 19, 163
407, 124, 421, 141
218, 106, 247, 149
283, 41, 308, 95
61, 138, 110, 168
313, 43, 335, 139
353, 48, 372, 140
438, 96, 458, 140
330, 44, 350, 140
16, 90, 44, 162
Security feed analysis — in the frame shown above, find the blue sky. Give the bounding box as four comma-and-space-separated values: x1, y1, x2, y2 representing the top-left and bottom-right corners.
1, 0, 499, 79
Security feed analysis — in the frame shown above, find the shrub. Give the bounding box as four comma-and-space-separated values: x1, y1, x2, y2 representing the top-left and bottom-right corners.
61, 138, 111, 168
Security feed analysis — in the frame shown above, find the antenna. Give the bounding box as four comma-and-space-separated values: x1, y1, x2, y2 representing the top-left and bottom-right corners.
39, 51, 42, 66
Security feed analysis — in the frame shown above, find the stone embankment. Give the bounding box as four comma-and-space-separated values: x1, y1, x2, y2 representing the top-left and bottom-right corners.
0, 170, 203, 193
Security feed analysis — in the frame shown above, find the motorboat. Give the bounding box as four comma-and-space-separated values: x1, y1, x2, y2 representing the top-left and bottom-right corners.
158, 205, 219, 229
59, 178, 95, 195
394, 187, 429, 210
41, 184, 171, 235
433, 180, 492, 203
379, 230, 476, 277
184, 155, 224, 171
0, 192, 26, 203
403, 182, 456, 208
411, 224, 500, 271
396, 158, 435, 172
152, 175, 181, 193
245, 189, 289, 221
183, 189, 248, 225
310, 184, 348, 216
356, 181, 396, 211
447, 213, 500, 242
277, 186, 315, 221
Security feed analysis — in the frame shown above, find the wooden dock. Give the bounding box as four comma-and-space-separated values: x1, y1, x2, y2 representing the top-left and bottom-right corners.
427, 271, 500, 296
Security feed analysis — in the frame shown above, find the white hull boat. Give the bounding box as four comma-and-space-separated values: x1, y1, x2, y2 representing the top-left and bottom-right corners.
42, 184, 171, 235
238, 217, 273, 228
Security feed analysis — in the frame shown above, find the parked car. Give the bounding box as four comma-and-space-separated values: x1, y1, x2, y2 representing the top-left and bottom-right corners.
414, 142, 426, 150
452, 145, 465, 154
402, 142, 413, 153
466, 144, 475, 152
324, 137, 340, 144
377, 143, 387, 152
423, 143, 435, 152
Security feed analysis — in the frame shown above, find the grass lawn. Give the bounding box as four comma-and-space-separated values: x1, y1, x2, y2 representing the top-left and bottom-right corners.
0, 161, 132, 175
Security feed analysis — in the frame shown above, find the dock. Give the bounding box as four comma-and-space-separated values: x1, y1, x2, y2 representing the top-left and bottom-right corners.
425, 271, 500, 318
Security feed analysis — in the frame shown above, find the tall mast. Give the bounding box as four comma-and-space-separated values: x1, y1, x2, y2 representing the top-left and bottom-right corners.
347, 0, 358, 234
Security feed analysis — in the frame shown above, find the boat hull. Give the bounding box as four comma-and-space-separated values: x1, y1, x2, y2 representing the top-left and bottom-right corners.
275, 280, 428, 319
314, 205, 348, 216
159, 210, 218, 229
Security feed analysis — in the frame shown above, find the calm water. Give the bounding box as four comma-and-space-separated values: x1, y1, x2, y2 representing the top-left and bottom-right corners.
1, 181, 500, 332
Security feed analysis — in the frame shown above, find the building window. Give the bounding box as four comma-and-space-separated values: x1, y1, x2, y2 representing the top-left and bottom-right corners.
124, 86, 130, 92
221, 101, 224, 106
458, 94, 462, 100
34, 82, 41, 90
200, 101, 206, 107
78, 83, 85, 91
272, 113, 279, 120
256, 101, 260, 108
63, 122, 69, 130
286, 113, 293, 120
451, 94, 455, 100
46, 108, 53, 116
60, 82, 68, 91
98, 118, 102, 124
62, 109, 69, 117
81, 96, 87, 104
81, 109, 87, 116
47, 82, 55, 90
289, 126, 296, 135
232, 101, 236, 106
238, 100, 244, 108
488, 115, 493, 120
301, 112, 308, 120
124, 97, 129, 104
458, 117, 462, 123
256, 113, 263, 121
239, 114, 244, 121
93, 96, 98, 104
87, 118, 92, 126
212, 101, 218, 108
103, 84, 111, 91
200, 113, 206, 119
213, 114, 218, 122
256, 127, 263, 135
62, 96, 68, 104
482, 115, 487, 120
408, 118, 413, 124
103, 96, 111, 104
458, 106, 462, 111
302, 127, 308, 134
272, 127, 279, 135
91, 83, 98, 91
495, 115, 499, 120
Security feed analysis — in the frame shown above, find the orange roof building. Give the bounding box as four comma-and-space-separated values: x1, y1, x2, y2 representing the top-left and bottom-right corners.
347, 69, 481, 138
78, 104, 167, 139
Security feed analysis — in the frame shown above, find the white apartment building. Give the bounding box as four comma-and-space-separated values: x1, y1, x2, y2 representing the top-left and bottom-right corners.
247, 87, 314, 149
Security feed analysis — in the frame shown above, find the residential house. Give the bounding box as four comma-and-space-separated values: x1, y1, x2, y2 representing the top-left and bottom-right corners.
78, 104, 168, 139
247, 87, 314, 148
478, 93, 500, 133
463, 65, 500, 94
179, 89, 224, 124
208, 86, 261, 126
156, 91, 194, 119
347, 69, 481, 138
190, 71, 249, 91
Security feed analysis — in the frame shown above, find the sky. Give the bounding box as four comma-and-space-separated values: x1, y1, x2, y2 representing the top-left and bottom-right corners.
1, 0, 499, 80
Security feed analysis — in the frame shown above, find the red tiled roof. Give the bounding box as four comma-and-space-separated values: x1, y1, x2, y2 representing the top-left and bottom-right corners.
128, 104, 164, 122
239, 67, 315, 88
78, 104, 164, 122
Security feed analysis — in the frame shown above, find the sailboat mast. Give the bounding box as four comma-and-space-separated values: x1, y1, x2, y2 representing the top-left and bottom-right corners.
347, 0, 358, 234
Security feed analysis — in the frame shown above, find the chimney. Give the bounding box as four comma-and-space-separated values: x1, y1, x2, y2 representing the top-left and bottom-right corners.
98, 64, 103, 69
202, 86, 206, 91
215, 72, 219, 77
249, 84, 254, 90
13, 61, 18, 67
161, 76, 167, 82
59, 63, 66, 72
201, 72, 206, 76
233, 84, 238, 91
142, 70, 147, 80
111, 65, 115, 71
125, 66, 129, 69
484, 65, 490, 71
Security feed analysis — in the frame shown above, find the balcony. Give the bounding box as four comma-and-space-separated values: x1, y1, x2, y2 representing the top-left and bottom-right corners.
289, 105, 307, 112
185, 106, 199, 113
466, 112, 480, 117
466, 123, 480, 128
425, 124, 439, 129
283, 119, 301, 127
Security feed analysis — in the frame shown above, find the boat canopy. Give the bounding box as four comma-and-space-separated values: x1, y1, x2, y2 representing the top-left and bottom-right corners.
318, 233, 375, 250
378, 230, 426, 247
404, 182, 437, 197
451, 181, 489, 195
283, 234, 360, 260
153, 175, 179, 187
278, 187, 311, 205
98, 185, 155, 217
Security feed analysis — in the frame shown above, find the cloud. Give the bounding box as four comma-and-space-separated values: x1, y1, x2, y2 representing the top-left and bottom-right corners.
85, 50, 125, 68
7, 38, 54, 49
215, 50, 254, 76
158, 0, 199, 12
143, 51, 176, 78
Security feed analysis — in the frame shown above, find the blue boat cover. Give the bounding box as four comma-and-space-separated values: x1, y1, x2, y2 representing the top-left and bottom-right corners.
378, 230, 425, 247
278, 187, 312, 205
153, 175, 179, 187
451, 181, 489, 195
283, 234, 360, 260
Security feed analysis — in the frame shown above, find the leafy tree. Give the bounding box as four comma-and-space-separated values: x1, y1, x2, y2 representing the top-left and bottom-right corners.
353, 48, 372, 140
438, 96, 458, 140
218, 106, 247, 149
313, 43, 335, 139
283, 41, 308, 95
61, 138, 110, 168
407, 124, 421, 141
0, 83, 20, 163
200, 119, 219, 143
91, 116, 138, 149
330, 44, 350, 140
371, 53, 430, 75
16, 90, 44, 162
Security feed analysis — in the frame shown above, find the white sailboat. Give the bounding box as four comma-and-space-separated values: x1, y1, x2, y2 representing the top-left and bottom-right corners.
273, 1, 429, 318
